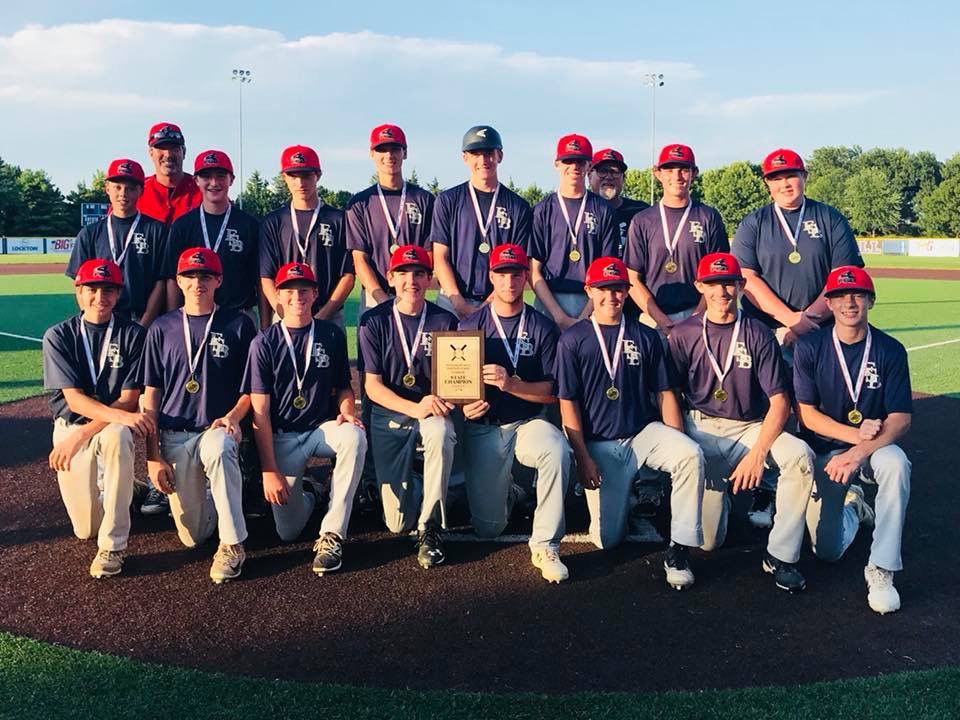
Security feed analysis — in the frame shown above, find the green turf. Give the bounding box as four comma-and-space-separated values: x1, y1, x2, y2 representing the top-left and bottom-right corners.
863, 254, 960, 269
0, 253, 67, 264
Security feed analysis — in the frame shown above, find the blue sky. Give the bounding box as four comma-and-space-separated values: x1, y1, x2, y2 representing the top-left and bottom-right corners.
1, 1, 955, 198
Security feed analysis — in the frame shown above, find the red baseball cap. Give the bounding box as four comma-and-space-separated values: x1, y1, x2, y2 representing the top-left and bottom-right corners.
177, 247, 223, 276
585, 257, 630, 288
281, 145, 321, 174
105, 158, 145, 184
696, 253, 744, 284
75, 259, 123, 287
591, 148, 627, 172
656, 144, 696, 169
148, 122, 185, 147
389, 244, 433, 272
489, 243, 529, 272
370, 124, 407, 150
556, 134, 593, 162
194, 150, 234, 175
762, 148, 806, 177
824, 266, 875, 297
275, 262, 318, 288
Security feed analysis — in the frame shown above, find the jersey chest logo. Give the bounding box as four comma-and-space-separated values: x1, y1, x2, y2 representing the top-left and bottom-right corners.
317, 224, 334, 247
106, 343, 123, 369
132, 233, 149, 254
734, 342, 752, 369
802, 220, 822, 239
209, 332, 229, 359
517, 331, 535, 357
619, 221, 629, 243
623, 339, 641, 366
314, 342, 330, 368
689, 221, 705, 243
584, 212, 597, 235
405, 203, 423, 225
225, 229, 244, 252
496, 207, 512, 230
864, 361, 881, 389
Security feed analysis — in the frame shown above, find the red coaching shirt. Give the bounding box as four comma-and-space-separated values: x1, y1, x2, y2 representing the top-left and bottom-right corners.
138, 174, 202, 226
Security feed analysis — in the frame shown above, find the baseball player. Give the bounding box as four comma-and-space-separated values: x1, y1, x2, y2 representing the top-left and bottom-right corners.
66, 159, 169, 327
165, 150, 262, 318
431, 125, 533, 320
556, 256, 705, 589
143, 247, 257, 583
243, 262, 366, 574
358, 245, 459, 568
732, 148, 863, 360
42, 259, 154, 578
458, 244, 572, 583
260, 145, 355, 330
624, 144, 728, 337
667, 252, 815, 592
794, 266, 912, 614
530, 134, 618, 331
587, 147, 649, 259
138, 122, 202, 225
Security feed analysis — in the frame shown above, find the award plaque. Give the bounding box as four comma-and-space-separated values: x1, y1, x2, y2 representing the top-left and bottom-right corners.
431, 330, 485, 404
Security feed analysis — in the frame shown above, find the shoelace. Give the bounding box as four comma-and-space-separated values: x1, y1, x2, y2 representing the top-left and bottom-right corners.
542, 548, 561, 564
667, 545, 689, 570
216, 545, 242, 563
867, 566, 893, 588
419, 527, 442, 551
97, 549, 122, 562
315, 535, 341, 558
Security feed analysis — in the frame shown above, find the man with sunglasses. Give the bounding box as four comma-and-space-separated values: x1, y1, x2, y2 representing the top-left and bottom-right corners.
139, 122, 201, 226
588, 148, 649, 259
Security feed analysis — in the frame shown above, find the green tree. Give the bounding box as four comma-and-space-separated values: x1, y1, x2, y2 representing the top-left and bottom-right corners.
805, 166, 848, 210
857, 147, 928, 225
64, 169, 108, 232
518, 184, 545, 206
806, 145, 862, 176
0, 159, 22, 236
843, 167, 901, 236
239, 171, 274, 218
917, 174, 960, 236
14, 169, 71, 235
940, 152, 960, 181
322, 189, 352, 208
623, 168, 661, 205
427, 176, 442, 195
699, 162, 768, 231
271, 173, 292, 206
408, 169, 420, 187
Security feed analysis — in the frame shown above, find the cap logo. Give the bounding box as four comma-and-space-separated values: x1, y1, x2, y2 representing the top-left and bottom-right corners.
476, 128, 488, 138
710, 258, 729, 273
669, 147, 685, 159
118, 162, 132, 174
189, 251, 206, 266
291, 152, 306, 165
602, 263, 621, 278
380, 128, 394, 139
838, 270, 856, 285
603, 151, 616, 160
772, 154, 787, 167
567, 139, 581, 152
203, 153, 220, 166
93, 264, 111, 278
500, 247, 517, 260
402, 249, 419, 262
288, 264, 304, 278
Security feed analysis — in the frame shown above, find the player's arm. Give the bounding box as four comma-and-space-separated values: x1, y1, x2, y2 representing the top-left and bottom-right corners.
139, 281, 166, 328
316, 273, 356, 321
352, 250, 389, 304
822, 412, 912, 485
529, 258, 575, 330
483, 365, 556, 404
741, 269, 814, 333
559, 398, 601, 489
142, 385, 175, 493
432, 244, 472, 319
656, 389, 684, 431
729, 391, 790, 494
210, 394, 250, 442
249, 391, 290, 505
576, 298, 594, 321
335, 386, 363, 427
365, 372, 452, 419
627, 268, 673, 331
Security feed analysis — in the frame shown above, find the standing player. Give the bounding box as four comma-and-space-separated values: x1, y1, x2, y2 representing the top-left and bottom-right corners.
458, 244, 572, 583
588, 148, 649, 258
358, 246, 459, 568
67, 159, 169, 327
260, 145, 354, 330
530, 134, 617, 331
143, 248, 257, 583
139, 122, 202, 225
43, 259, 154, 578
431, 125, 533, 320
732, 148, 863, 358
667, 253, 815, 592
794, 266, 912, 614
624, 144, 728, 337
244, 262, 366, 574
556, 257, 705, 589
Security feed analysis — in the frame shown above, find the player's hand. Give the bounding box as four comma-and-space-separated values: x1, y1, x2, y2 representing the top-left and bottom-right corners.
48, 430, 87, 472
824, 450, 862, 485
450, 295, 474, 320
556, 315, 577, 332
147, 459, 175, 494
211, 415, 243, 442
729, 448, 766, 494
262, 470, 289, 505
482, 364, 513, 391
462, 400, 490, 420
336, 413, 364, 429
576, 455, 602, 490
120, 410, 156, 438
414, 395, 454, 419
857, 418, 882, 442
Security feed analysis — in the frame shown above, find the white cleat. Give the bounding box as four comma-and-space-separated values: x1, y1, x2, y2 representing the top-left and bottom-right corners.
531, 547, 569, 584
845, 485, 876, 527
663, 544, 695, 591
864, 564, 901, 615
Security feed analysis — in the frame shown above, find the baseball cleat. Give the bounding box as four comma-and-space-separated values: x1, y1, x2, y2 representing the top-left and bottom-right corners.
845, 485, 875, 527
531, 547, 569, 583
312, 532, 343, 575
864, 564, 901, 615
762, 552, 806, 593
663, 543, 695, 590
416, 523, 445, 569
89, 549, 124, 579
140, 487, 169, 516
209, 543, 246, 584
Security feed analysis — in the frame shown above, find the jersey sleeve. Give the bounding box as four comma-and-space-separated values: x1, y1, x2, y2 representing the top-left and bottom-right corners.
344, 196, 369, 253
539, 320, 561, 390
707, 208, 730, 253
731, 213, 761, 271
529, 201, 549, 261
882, 342, 912, 414
791, 339, 820, 406
428, 192, 452, 248
752, 326, 789, 399
598, 205, 618, 257
665, 330, 690, 390
645, 332, 672, 393
512, 199, 533, 252
420, 192, 436, 248
65, 226, 91, 279
338, 220, 355, 275
122, 325, 147, 390
164, 220, 186, 278
142, 324, 166, 390
623, 214, 646, 274
358, 314, 385, 377
828, 209, 864, 268
258, 215, 282, 279
332, 325, 352, 391
42, 326, 84, 390
242, 335, 273, 395
555, 331, 582, 401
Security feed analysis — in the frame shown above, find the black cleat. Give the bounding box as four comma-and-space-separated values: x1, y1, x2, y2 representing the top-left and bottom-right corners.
762, 552, 806, 593
312, 532, 343, 575
416, 523, 445, 569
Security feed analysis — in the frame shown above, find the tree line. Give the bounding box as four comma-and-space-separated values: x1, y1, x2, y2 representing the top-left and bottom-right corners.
2, 146, 959, 237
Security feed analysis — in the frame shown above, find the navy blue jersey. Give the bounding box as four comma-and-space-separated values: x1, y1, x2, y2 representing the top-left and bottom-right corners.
793, 325, 911, 453
530, 191, 618, 294
556, 318, 670, 441
345, 183, 434, 293
430, 182, 532, 301
623, 203, 728, 314
43, 315, 145, 424
165, 205, 260, 310
732, 199, 863, 328
143, 307, 256, 432
614, 196, 650, 258
242, 320, 351, 432
259, 204, 354, 312
668, 313, 788, 421
358, 300, 458, 406
66, 214, 169, 320
459, 303, 560, 424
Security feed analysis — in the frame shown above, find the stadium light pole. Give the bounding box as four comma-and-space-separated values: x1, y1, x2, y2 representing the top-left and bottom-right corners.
232, 68, 253, 209
642, 72, 665, 206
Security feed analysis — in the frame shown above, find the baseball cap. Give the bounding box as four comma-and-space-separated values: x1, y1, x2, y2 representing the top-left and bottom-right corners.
275, 262, 318, 288
462, 125, 503, 152
696, 253, 744, 284
370, 124, 407, 150
148, 122, 185, 148
762, 148, 806, 177
656, 144, 696, 169
824, 266, 875, 297
194, 150, 234, 176
75, 259, 123, 287
177, 247, 223, 276
585, 257, 630, 288
281, 145, 321, 174
591, 148, 627, 173
105, 158, 145, 185
556, 134, 593, 163
389, 244, 433, 272
489, 244, 529, 272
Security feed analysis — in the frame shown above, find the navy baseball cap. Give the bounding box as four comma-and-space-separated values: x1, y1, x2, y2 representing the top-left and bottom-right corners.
462, 125, 503, 152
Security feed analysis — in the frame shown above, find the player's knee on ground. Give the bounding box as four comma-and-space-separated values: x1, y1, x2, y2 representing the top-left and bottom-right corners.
472, 516, 508, 539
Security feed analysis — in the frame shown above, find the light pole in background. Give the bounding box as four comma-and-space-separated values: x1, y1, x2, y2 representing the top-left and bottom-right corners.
642, 72, 664, 206
231, 68, 253, 209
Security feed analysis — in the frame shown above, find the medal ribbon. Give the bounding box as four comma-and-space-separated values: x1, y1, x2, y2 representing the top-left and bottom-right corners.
557, 192, 588, 252
591, 315, 625, 389
376, 182, 408, 243
200, 204, 233, 253
773, 199, 806, 253
658, 201, 692, 261
280, 320, 316, 399
392, 301, 427, 378
468, 183, 501, 242
491, 306, 526, 374
79, 315, 115, 387
701, 310, 742, 391
106, 212, 142, 266
181, 307, 218, 382
289, 202, 321, 260
832, 326, 873, 410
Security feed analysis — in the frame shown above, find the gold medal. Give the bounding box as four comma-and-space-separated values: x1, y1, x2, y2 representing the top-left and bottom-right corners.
713, 388, 728, 402
389, 243, 399, 255
292, 395, 307, 410
569, 249, 582, 262
788, 250, 802, 264
478, 242, 491, 254
185, 378, 200, 394
664, 259, 678, 273
606, 386, 620, 401
847, 409, 863, 425
402, 373, 416, 388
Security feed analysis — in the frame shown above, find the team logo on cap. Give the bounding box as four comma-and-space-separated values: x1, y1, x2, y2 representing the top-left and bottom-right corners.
291, 152, 306, 165
838, 270, 856, 284
772, 154, 787, 167
288, 264, 305, 278
189, 251, 206, 266
566, 139, 581, 152
500, 247, 518, 261
476, 128, 488, 138
669, 147, 686, 160
379, 128, 394, 140
603, 150, 617, 161
402, 248, 420, 262
602, 262, 621, 278
203, 152, 220, 166
117, 162, 133, 175
710, 258, 729, 273
93, 264, 112, 279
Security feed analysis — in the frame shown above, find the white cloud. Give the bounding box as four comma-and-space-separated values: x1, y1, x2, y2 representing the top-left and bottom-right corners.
692, 90, 891, 117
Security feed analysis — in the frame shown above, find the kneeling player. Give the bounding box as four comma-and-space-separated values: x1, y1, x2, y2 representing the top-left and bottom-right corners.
667, 253, 814, 592
459, 244, 572, 582
143, 248, 257, 583
794, 266, 912, 614
244, 262, 366, 574
43, 260, 154, 578
557, 257, 705, 589
358, 245, 459, 568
